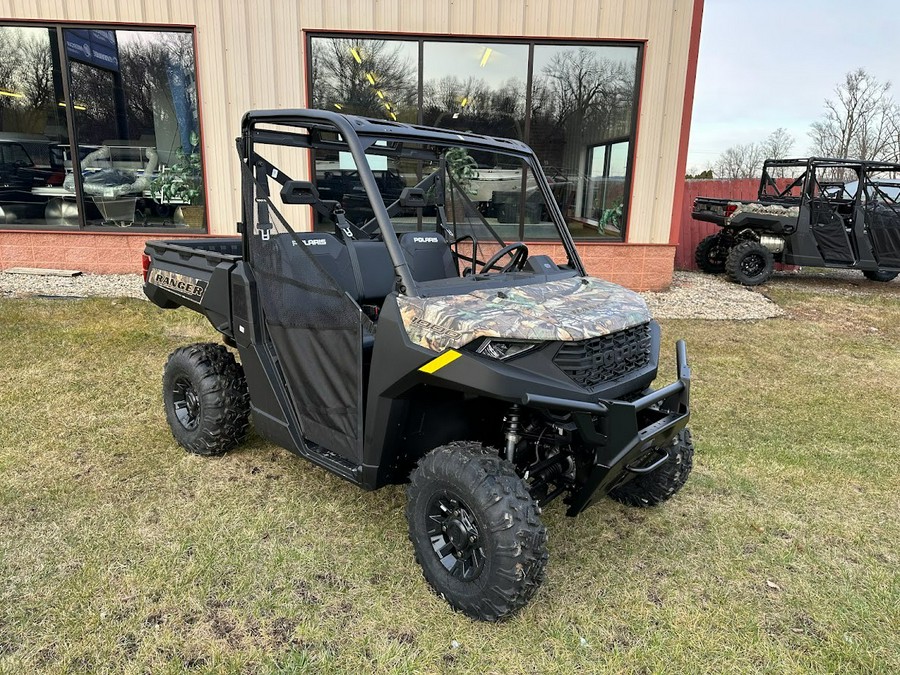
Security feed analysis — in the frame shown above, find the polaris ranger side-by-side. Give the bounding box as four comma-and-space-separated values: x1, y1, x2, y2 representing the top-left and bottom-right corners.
143, 110, 693, 620
693, 157, 900, 285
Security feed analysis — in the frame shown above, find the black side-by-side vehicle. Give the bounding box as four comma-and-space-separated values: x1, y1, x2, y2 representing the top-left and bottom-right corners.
693, 157, 900, 285
143, 109, 693, 620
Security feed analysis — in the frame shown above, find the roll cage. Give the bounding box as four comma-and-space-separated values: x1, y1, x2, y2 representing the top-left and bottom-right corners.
237, 109, 587, 298
758, 157, 900, 206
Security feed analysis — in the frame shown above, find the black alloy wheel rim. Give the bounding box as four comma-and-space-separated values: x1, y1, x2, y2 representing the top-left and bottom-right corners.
426, 492, 485, 581
708, 243, 727, 264
741, 252, 766, 277
172, 376, 201, 430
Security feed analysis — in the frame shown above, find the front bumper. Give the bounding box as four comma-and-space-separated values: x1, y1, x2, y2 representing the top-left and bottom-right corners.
522, 340, 692, 516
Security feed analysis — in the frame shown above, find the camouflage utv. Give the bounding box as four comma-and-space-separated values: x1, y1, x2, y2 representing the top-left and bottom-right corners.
693, 157, 900, 285
143, 109, 693, 621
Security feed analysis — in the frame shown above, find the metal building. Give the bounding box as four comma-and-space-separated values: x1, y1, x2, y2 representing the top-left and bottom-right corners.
0, 0, 702, 290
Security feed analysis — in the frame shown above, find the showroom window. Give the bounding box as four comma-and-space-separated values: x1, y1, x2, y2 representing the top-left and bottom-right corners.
306, 34, 641, 241
309, 36, 419, 123
422, 41, 529, 140
0, 23, 205, 231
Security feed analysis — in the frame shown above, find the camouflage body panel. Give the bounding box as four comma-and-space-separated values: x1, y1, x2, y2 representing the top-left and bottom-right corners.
397, 276, 651, 353
728, 201, 800, 221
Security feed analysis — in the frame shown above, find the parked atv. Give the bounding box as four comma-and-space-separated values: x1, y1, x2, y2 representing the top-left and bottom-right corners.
143, 109, 693, 620
693, 158, 900, 285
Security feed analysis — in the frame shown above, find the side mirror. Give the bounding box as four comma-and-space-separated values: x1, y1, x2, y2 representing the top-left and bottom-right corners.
399, 187, 426, 208
280, 180, 319, 205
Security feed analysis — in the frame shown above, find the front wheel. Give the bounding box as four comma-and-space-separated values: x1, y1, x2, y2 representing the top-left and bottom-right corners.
406, 442, 548, 621
726, 240, 774, 286
863, 269, 898, 282
609, 429, 694, 507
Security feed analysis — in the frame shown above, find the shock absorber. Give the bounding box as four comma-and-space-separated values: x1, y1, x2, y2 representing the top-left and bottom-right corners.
503, 404, 521, 463
532, 456, 568, 484
529, 453, 574, 505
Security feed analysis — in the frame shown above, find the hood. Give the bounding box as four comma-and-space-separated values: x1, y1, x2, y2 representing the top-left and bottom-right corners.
397, 276, 651, 352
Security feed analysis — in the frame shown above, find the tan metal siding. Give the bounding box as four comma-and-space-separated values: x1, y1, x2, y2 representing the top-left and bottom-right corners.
0, 0, 696, 241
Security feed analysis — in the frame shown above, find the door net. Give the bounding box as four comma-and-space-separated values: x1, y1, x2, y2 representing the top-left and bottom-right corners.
863, 179, 900, 267
245, 161, 365, 463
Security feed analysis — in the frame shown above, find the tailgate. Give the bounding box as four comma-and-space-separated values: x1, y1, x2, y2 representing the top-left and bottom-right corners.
691, 197, 758, 225
143, 239, 240, 331
691, 197, 730, 224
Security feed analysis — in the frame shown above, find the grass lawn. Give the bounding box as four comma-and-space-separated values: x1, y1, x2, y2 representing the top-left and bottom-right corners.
1, 278, 898, 674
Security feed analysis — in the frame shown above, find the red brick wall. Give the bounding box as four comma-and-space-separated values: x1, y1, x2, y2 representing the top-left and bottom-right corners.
528, 242, 675, 291
0, 231, 206, 274
0, 231, 675, 291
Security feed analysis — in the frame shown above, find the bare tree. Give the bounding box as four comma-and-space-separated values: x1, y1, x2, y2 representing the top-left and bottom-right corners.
424, 76, 492, 117
118, 38, 174, 137
0, 28, 61, 135
0, 28, 24, 113
715, 142, 764, 179
67, 61, 117, 143
536, 48, 634, 139
530, 48, 635, 171
761, 127, 795, 160
0, 30, 21, 82
809, 68, 897, 161
886, 114, 900, 163
311, 38, 417, 120
758, 128, 795, 178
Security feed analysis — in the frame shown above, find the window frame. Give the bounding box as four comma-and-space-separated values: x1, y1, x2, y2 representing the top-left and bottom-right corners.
305, 30, 644, 242
0, 19, 208, 234
581, 136, 631, 231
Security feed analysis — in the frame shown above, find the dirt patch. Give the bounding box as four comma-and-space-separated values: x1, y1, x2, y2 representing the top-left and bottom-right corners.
294, 580, 321, 605
387, 628, 417, 645
269, 617, 302, 649
209, 609, 239, 645
782, 298, 893, 336
315, 570, 351, 590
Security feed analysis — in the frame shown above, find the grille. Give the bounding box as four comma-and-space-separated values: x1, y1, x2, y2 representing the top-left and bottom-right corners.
554, 322, 652, 388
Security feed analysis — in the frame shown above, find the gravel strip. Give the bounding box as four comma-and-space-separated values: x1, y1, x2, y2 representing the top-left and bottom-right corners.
769, 268, 900, 297
2, 268, 788, 321
0, 272, 145, 300
642, 271, 783, 320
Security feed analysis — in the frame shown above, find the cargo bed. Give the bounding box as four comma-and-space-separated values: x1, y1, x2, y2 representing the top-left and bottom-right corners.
142, 237, 243, 337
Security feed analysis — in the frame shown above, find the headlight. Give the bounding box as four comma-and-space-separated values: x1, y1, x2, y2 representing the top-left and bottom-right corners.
475, 338, 541, 360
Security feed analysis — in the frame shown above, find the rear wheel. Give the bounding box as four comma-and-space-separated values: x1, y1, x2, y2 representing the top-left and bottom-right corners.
694, 233, 729, 273
726, 240, 774, 286
162, 343, 250, 456
863, 269, 899, 282
609, 429, 694, 507
406, 442, 548, 621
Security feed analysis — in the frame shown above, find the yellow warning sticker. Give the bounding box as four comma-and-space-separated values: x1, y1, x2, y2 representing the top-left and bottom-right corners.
418, 349, 462, 374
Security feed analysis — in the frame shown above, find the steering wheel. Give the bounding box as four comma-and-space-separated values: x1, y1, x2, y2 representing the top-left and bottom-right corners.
481, 242, 529, 274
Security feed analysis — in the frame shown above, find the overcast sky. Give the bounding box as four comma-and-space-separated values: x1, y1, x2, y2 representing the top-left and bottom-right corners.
687, 0, 900, 172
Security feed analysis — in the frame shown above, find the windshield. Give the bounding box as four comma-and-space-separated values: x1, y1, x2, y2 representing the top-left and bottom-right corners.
245, 114, 584, 291
310, 138, 572, 265
759, 161, 808, 202
841, 178, 900, 203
